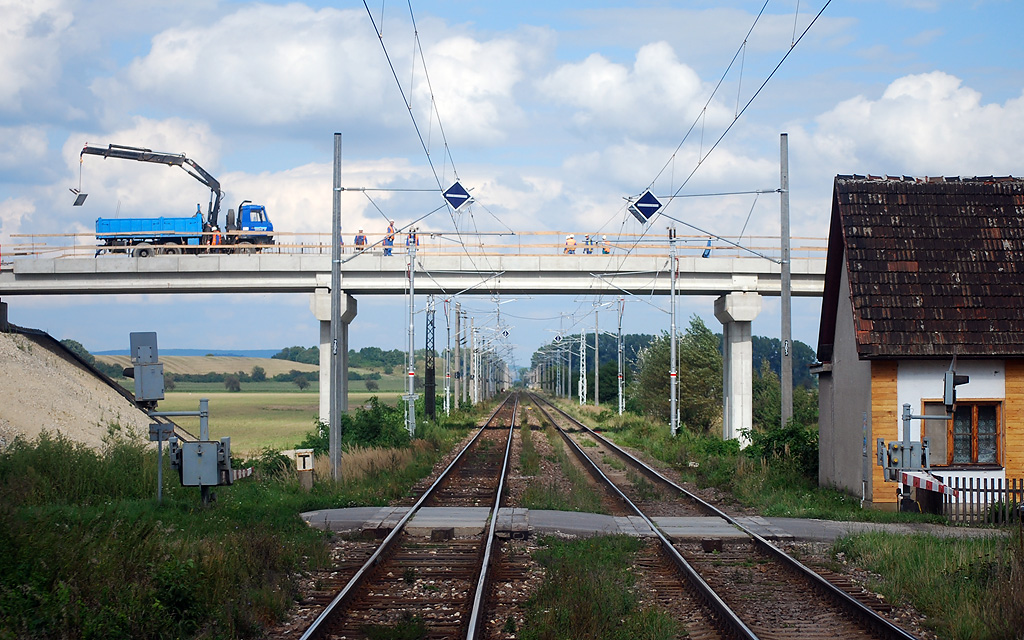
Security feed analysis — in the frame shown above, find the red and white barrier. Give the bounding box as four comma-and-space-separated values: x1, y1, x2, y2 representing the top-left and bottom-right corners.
901, 471, 958, 497
230, 467, 254, 482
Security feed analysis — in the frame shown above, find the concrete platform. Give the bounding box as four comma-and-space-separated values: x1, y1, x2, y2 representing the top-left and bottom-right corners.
302, 507, 792, 541
301, 507, 1008, 542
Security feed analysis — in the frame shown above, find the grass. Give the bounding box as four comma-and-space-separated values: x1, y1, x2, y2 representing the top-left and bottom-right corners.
158, 391, 404, 455
520, 535, 678, 640
160, 392, 319, 454
0, 412, 471, 639
582, 408, 944, 523
521, 424, 605, 513
520, 424, 541, 476
829, 531, 1024, 640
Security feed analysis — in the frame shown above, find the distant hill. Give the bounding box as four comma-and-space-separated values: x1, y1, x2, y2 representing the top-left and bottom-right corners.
95, 348, 280, 358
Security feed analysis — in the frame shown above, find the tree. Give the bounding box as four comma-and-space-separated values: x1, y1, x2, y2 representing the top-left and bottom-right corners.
365, 379, 379, 392
632, 315, 722, 432
293, 374, 310, 391
224, 374, 241, 392
250, 365, 266, 382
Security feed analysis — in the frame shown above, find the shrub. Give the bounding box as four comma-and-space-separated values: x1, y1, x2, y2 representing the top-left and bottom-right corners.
224, 374, 241, 392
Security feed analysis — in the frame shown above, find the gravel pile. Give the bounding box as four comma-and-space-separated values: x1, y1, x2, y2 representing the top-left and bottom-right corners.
0, 330, 152, 450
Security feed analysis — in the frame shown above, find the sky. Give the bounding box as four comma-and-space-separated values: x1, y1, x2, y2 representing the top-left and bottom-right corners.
2, 0, 1023, 372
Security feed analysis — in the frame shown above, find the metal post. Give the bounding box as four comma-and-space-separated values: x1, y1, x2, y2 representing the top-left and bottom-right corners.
578, 330, 586, 405
594, 311, 599, 407
425, 295, 436, 420
557, 345, 562, 398
157, 434, 164, 503
199, 398, 209, 440
780, 133, 793, 428
470, 319, 477, 404
330, 132, 342, 480
444, 299, 451, 416
406, 230, 417, 436
462, 312, 469, 405
454, 303, 461, 409
669, 227, 678, 436
618, 298, 625, 415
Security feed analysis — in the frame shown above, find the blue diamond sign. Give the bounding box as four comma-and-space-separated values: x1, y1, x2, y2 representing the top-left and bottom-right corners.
443, 181, 472, 210
628, 190, 662, 224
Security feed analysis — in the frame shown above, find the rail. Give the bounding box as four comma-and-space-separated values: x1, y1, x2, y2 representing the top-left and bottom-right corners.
2, 230, 827, 263
299, 394, 516, 640
530, 393, 921, 640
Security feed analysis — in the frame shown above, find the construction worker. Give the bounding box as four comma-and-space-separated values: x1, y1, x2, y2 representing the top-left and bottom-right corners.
384, 220, 396, 256
564, 234, 576, 254
406, 229, 419, 251
601, 235, 611, 254
583, 234, 593, 254
210, 226, 223, 253
354, 229, 367, 251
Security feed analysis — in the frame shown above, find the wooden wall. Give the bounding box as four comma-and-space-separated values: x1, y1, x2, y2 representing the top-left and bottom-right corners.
870, 360, 899, 505
1005, 360, 1024, 481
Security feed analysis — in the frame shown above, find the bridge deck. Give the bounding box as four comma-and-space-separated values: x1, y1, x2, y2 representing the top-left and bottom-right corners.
0, 252, 824, 296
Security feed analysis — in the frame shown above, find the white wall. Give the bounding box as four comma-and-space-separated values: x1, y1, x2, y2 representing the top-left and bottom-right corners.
894, 360, 1005, 441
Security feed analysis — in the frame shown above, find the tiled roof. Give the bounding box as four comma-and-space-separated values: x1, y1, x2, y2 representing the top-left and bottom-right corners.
818, 175, 1024, 360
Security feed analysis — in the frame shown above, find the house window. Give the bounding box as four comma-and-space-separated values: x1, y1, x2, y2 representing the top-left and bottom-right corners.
926, 401, 1000, 466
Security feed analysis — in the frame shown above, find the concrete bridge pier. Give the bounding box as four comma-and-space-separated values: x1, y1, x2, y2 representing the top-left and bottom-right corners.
310, 289, 357, 424
714, 292, 761, 448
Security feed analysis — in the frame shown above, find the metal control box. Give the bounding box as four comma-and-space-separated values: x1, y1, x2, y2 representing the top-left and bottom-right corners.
129, 332, 159, 363
134, 363, 165, 402
181, 441, 220, 487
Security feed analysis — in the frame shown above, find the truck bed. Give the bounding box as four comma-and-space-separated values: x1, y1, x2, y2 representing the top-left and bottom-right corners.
96, 212, 204, 244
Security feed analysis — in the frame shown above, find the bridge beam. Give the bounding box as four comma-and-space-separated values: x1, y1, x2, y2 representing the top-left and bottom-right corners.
310, 289, 357, 424
714, 292, 762, 448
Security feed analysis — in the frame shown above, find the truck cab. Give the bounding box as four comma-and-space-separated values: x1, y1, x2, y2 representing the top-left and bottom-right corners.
226, 201, 275, 248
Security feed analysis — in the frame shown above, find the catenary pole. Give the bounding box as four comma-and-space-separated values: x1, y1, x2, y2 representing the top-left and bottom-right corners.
594, 311, 599, 407
618, 298, 625, 415
406, 230, 417, 436
780, 133, 793, 428
670, 226, 678, 436
330, 133, 342, 480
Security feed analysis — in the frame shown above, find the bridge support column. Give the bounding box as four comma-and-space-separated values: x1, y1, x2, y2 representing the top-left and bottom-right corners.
714, 292, 761, 448
310, 289, 357, 424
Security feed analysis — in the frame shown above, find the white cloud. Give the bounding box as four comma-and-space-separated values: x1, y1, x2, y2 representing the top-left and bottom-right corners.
538, 42, 727, 138
104, 4, 542, 147
416, 33, 541, 145
0, 126, 48, 170
807, 71, 1024, 176
0, 196, 35, 241
109, 5, 384, 126
0, 0, 73, 112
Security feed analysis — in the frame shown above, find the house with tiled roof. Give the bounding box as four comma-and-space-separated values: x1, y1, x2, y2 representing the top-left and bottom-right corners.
815, 175, 1024, 509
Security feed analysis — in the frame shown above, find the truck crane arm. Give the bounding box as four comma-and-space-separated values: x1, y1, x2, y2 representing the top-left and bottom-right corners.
80, 143, 224, 228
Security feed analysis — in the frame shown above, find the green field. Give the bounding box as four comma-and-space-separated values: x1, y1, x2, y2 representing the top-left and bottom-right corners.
161, 390, 405, 454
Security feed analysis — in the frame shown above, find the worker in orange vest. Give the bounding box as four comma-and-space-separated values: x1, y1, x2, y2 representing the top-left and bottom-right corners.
354, 229, 367, 251
384, 220, 396, 256
564, 234, 576, 254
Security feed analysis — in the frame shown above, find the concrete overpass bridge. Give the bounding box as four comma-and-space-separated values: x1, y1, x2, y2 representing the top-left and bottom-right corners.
0, 233, 827, 440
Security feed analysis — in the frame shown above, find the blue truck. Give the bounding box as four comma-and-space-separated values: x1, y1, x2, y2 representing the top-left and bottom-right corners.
80, 144, 275, 257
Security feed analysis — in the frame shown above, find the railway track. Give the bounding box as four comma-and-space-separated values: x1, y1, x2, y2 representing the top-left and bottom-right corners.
299, 394, 518, 640
528, 392, 921, 640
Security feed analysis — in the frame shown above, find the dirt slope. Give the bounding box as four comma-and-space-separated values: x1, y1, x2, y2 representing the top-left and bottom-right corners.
0, 331, 152, 450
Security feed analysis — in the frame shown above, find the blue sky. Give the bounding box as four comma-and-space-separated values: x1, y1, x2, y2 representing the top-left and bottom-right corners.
2, 0, 1023, 371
